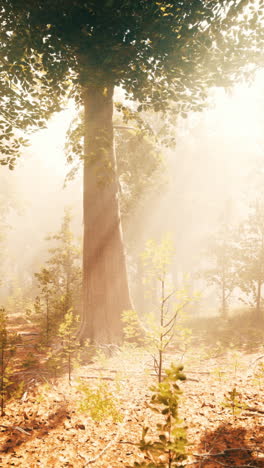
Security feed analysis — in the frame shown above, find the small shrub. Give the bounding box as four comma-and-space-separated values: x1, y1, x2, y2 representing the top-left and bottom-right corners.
222, 387, 248, 416
123, 237, 196, 383
131, 364, 187, 468
77, 380, 122, 422
122, 309, 145, 345
252, 361, 264, 390
44, 310, 81, 384
210, 365, 226, 384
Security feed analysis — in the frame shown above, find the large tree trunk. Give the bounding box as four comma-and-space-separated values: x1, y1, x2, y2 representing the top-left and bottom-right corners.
79, 85, 132, 344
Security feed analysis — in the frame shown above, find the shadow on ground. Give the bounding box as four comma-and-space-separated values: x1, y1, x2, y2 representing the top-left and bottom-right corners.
193, 422, 264, 467
1, 404, 70, 454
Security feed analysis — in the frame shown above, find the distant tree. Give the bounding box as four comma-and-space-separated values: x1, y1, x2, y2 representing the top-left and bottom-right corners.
1, 0, 263, 343
236, 201, 264, 320
203, 223, 239, 318
0, 174, 20, 293
33, 209, 81, 343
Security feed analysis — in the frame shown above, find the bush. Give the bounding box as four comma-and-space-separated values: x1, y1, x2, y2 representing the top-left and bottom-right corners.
77, 380, 123, 422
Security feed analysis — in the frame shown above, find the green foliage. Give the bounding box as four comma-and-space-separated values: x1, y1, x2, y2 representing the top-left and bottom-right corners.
227, 348, 246, 380
222, 387, 248, 416
122, 237, 198, 381
201, 200, 264, 321
45, 350, 63, 383
1, 0, 263, 168
188, 312, 264, 352
0, 307, 19, 416
131, 364, 187, 468
5, 282, 34, 319
65, 108, 165, 220
142, 235, 175, 285
235, 201, 264, 318
77, 380, 122, 423
46, 310, 80, 384
0, 178, 12, 284
3, 0, 264, 345
210, 365, 226, 384
121, 309, 145, 345
11, 379, 24, 400
252, 361, 264, 390
58, 310, 80, 384
141, 236, 197, 381
32, 209, 81, 344
201, 222, 239, 317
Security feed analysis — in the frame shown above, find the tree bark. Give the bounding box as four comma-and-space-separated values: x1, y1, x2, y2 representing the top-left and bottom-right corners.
79, 84, 132, 344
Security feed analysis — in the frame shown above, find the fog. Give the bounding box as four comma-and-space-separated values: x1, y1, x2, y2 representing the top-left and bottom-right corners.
1, 70, 264, 315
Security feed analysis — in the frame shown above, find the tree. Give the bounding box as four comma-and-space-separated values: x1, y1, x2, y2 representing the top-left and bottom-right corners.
57, 310, 80, 384
1, 0, 263, 343
202, 222, 239, 318
0, 173, 19, 293
122, 236, 196, 381
140, 236, 194, 381
236, 201, 264, 320
33, 209, 81, 343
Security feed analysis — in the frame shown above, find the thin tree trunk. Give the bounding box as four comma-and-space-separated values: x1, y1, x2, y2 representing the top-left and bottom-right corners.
256, 278, 262, 319
79, 84, 132, 344
158, 279, 165, 383
221, 262, 228, 319
46, 295, 49, 346
221, 283, 228, 318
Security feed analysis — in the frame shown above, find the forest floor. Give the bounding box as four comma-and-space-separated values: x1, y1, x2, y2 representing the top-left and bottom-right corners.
0, 339, 264, 468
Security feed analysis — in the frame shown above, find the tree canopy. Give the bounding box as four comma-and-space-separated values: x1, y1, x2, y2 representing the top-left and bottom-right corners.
1, 0, 263, 163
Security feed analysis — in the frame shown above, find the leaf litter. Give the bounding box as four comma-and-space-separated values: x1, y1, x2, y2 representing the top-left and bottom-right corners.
0, 345, 263, 468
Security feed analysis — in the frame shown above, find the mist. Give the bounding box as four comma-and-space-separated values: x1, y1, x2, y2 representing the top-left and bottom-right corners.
1, 71, 264, 318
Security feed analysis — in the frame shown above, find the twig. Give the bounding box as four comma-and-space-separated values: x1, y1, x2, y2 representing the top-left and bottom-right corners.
0, 424, 31, 436
39, 374, 68, 401
182, 461, 260, 468
80, 412, 130, 466
79, 376, 118, 381
198, 462, 260, 468
192, 447, 262, 468
193, 447, 260, 457
13, 426, 31, 435
84, 367, 118, 373
249, 355, 264, 368
245, 406, 264, 414
113, 125, 137, 131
